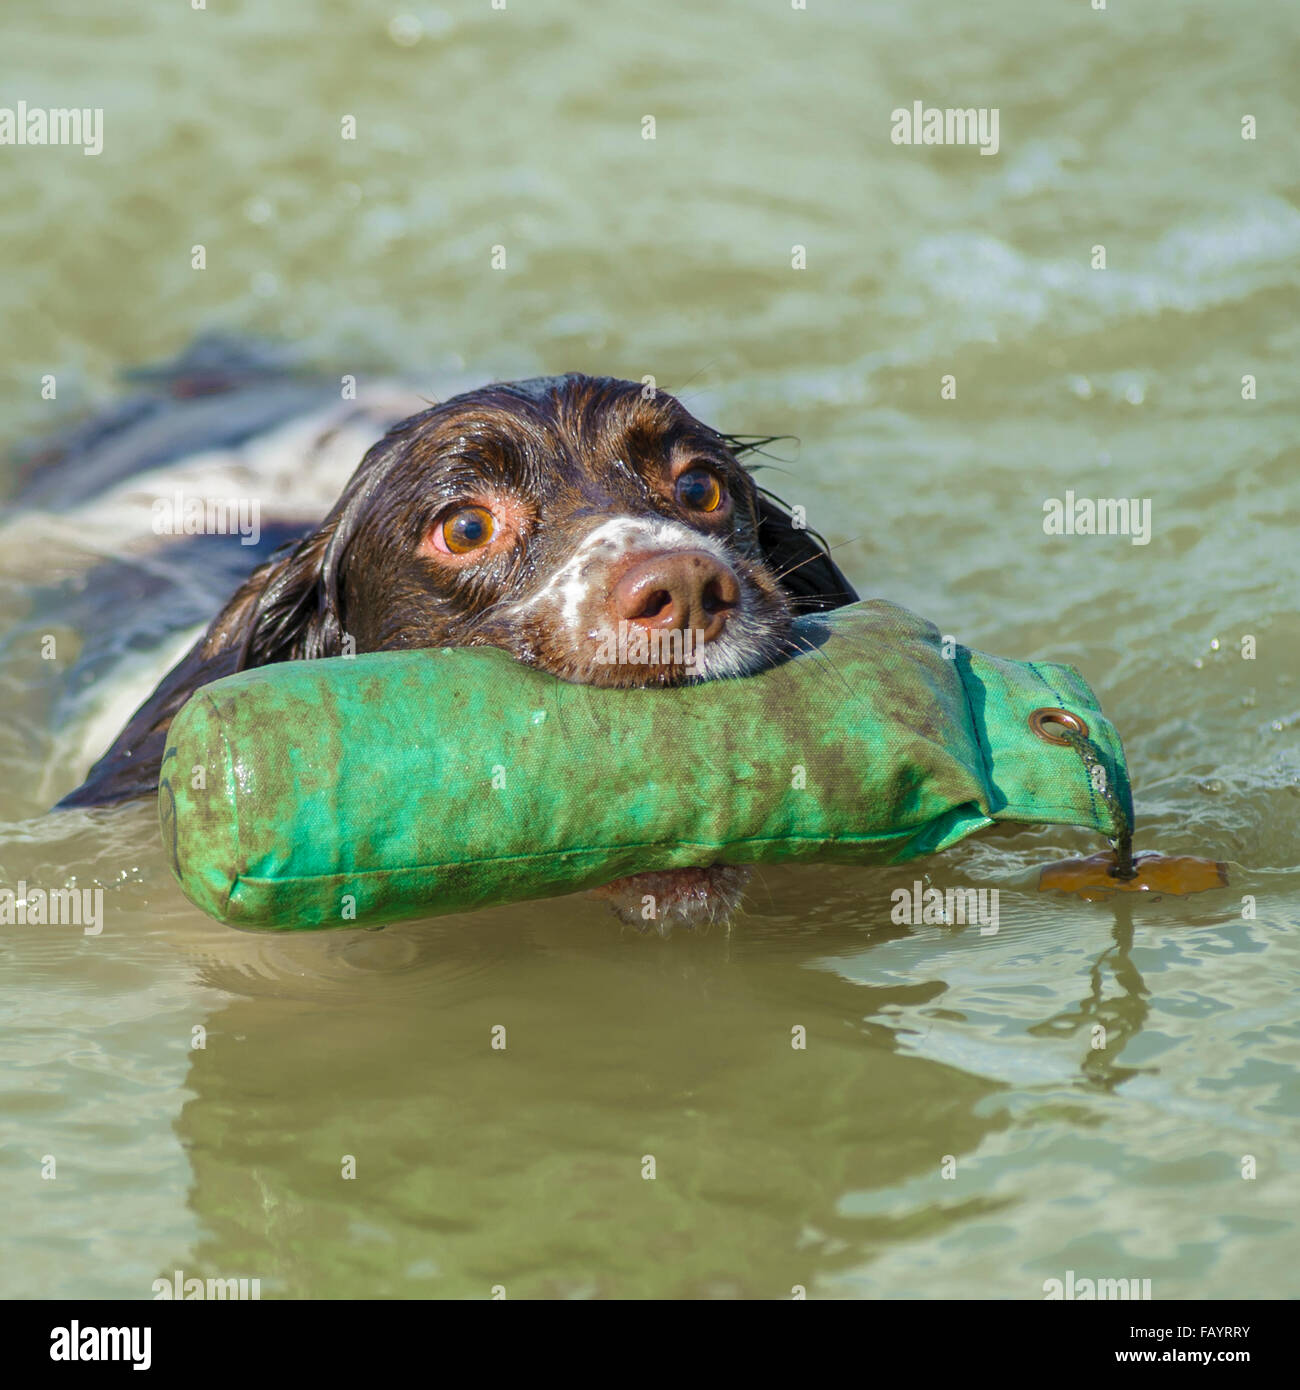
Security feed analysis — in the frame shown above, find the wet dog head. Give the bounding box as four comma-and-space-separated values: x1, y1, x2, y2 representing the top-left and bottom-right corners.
235, 374, 850, 688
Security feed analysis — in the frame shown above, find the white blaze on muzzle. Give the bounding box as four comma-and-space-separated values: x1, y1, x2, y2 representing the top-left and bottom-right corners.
514, 515, 737, 631
504, 514, 787, 681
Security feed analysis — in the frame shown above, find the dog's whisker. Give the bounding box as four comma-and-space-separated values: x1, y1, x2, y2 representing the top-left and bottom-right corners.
773, 634, 856, 702
720, 432, 799, 464
772, 534, 863, 587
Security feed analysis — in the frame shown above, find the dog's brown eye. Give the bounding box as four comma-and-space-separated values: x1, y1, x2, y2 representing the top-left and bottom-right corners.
440, 506, 495, 554
676, 467, 723, 513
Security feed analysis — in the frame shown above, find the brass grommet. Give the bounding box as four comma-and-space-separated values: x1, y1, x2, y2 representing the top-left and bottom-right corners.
1028, 707, 1090, 746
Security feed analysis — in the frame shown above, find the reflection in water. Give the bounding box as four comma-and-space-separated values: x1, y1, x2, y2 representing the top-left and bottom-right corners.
173, 903, 1005, 1299
1029, 900, 1152, 1091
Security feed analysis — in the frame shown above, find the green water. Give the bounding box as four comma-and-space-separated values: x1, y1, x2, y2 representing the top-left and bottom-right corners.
1, 0, 1298, 1298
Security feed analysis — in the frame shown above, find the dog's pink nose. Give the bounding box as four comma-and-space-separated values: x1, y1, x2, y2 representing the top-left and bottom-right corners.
611, 551, 740, 643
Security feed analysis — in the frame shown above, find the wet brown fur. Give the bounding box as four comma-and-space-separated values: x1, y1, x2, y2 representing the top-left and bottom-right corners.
60, 374, 856, 816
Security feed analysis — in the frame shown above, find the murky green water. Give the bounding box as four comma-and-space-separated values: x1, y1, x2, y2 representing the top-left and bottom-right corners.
2, 0, 1298, 1298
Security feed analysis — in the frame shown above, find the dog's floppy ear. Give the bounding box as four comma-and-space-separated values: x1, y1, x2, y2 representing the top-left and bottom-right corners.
753, 487, 858, 613
232, 521, 345, 666
56, 524, 346, 808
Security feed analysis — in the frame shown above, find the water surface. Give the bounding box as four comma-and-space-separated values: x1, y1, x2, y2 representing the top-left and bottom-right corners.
1, 0, 1298, 1298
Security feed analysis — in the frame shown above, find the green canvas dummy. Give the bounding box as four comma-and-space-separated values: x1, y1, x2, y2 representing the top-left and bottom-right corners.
159, 600, 1133, 930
